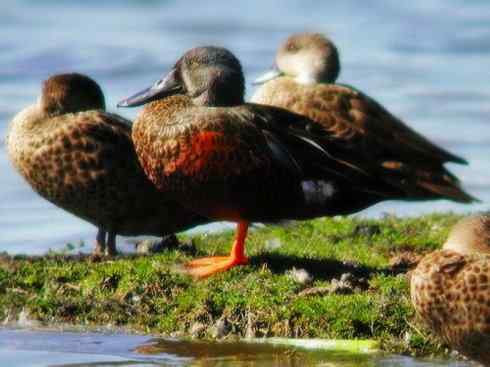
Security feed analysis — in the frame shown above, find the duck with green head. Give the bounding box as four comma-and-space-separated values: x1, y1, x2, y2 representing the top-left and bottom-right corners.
118, 46, 461, 278
6, 73, 208, 256
252, 32, 475, 203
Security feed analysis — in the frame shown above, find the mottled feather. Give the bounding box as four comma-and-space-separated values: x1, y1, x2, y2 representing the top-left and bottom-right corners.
411, 215, 490, 365
7, 75, 207, 255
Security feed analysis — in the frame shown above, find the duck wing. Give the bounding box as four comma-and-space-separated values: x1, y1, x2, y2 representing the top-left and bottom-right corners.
245, 104, 404, 199
246, 102, 476, 203
277, 82, 467, 165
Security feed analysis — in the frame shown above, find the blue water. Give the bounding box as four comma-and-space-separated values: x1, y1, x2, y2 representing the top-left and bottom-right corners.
1, 0, 489, 254
0, 328, 474, 367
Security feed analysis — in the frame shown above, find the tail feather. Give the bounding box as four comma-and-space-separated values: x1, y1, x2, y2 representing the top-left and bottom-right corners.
379, 160, 478, 203
416, 180, 478, 203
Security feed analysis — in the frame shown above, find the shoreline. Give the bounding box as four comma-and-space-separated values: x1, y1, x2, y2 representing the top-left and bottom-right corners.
0, 213, 465, 357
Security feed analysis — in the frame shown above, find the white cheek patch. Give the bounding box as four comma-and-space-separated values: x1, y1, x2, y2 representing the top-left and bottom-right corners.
295, 73, 316, 85
295, 57, 317, 85
301, 180, 336, 204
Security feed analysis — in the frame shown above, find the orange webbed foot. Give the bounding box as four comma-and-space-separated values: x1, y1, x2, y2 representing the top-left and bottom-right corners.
182, 221, 250, 279
184, 256, 230, 268
183, 255, 249, 279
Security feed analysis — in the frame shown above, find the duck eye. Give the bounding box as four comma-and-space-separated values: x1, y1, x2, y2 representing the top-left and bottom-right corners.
175, 73, 187, 93
286, 42, 299, 53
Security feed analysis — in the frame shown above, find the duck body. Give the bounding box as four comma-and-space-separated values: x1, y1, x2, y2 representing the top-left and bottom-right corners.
7, 73, 207, 255
411, 250, 490, 365
252, 33, 475, 203
7, 108, 204, 236
119, 45, 466, 278
132, 95, 391, 223
410, 215, 490, 365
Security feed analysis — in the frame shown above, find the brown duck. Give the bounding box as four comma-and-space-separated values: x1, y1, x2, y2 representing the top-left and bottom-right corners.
411, 214, 490, 365
6, 73, 207, 255
118, 46, 472, 278
252, 32, 475, 203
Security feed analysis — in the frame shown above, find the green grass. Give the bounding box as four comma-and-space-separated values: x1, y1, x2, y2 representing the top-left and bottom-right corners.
0, 213, 461, 356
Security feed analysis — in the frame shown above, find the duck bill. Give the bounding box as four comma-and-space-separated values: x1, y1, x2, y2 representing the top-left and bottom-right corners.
117, 68, 182, 107
252, 66, 284, 85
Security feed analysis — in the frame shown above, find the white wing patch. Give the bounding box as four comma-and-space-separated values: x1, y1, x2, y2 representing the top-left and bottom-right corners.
301, 180, 335, 204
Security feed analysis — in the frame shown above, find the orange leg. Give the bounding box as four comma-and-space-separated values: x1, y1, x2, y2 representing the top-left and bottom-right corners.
183, 221, 249, 279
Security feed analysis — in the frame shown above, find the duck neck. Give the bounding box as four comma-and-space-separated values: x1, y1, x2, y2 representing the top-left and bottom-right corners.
193, 88, 244, 107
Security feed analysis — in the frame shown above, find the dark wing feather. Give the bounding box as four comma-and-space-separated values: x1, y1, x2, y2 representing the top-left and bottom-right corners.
262, 129, 303, 176
247, 103, 405, 198
250, 81, 477, 203
247, 102, 479, 202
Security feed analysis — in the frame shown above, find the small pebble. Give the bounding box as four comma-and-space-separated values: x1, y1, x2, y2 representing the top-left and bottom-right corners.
17, 308, 41, 328
190, 322, 206, 337
404, 331, 412, 343
340, 273, 354, 283
210, 317, 229, 338
170, 330, 185, 338
329, 272, 355, 294
330, 279, 353, 295
135, 234, 179, 254
287, 268, 312, 284
131, 295, 141, 303
245, 312, 256, 339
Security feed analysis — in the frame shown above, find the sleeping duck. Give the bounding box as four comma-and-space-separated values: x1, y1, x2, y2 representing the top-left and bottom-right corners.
7, 73, 207, 255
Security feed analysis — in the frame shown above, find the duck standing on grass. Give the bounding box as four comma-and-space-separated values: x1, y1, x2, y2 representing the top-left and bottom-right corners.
118, 46, 474, 278
411, 215, 490, 366
252, 32, 475, 203
6, 73, 208, 256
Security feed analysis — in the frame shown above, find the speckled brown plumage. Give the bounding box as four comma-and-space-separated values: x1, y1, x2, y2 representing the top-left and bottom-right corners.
252, 33, 476, 203
7, 73, 207, 255
411, 215, 490, 365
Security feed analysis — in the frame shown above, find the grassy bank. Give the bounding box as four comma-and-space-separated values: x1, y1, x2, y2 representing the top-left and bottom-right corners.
0, 214, 463, 356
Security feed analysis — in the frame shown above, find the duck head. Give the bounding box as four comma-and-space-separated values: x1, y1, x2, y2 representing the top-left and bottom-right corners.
41, 73, 106, 116
443, 214, 490, 256
118, 46, 245, 108
254, 32, 340, 86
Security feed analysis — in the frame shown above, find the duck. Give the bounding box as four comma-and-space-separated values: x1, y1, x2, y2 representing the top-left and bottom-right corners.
411, 214, 490, 365
118, 46, 472, 278
6, 73, 208, 256
252, 32, 475, 203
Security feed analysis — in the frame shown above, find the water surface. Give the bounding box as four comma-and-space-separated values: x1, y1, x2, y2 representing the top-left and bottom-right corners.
0, 328, 474, 367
